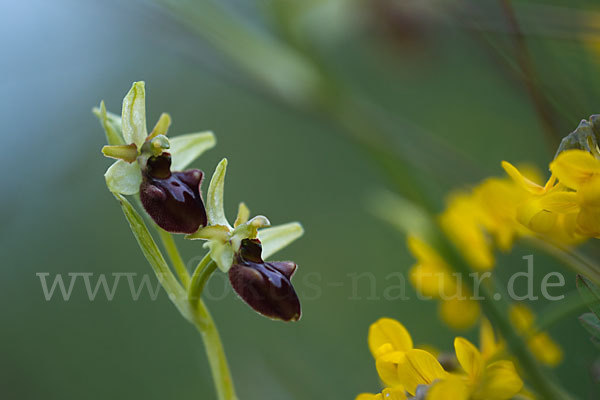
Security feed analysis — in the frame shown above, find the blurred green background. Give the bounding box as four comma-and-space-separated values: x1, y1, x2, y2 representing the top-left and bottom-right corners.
2, 0, 599, 398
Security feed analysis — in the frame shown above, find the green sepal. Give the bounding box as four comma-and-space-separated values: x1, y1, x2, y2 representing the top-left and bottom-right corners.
206, 158, 231, 228
93, 100, 125, 145
258, 222, 304, 259
576, 274, 600, 318
105, 160, 142, 195
121, 81, 148, 149
169, 131, 216, 171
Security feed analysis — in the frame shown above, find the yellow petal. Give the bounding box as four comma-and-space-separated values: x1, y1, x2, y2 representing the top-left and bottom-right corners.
439, 298, 480, 331
480, 318, 503, 361
356, 388, 406, 400
427, 376, 470, 400
576, 206, 600, 237
550, 149, 600, 190
375, 351, 406, 387
538, 191, 579, 213
508, 304, 534, 333
502, 161, 545, 194
474, 360, 523, 400
528, 209, 557, 233
528, 332, 563, 367
407, 236, 443, 265
368, 318, 414, 358
381, 387, 407, 400
440, 194, 495, 271
578, 174, 600, 206
356, 393, 382, 400
454, 337, 483, 380
397, 349, 447, 395
409, 264, 455, 299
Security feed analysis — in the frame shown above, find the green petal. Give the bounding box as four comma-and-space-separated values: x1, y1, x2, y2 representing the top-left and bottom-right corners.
258, 222, 304, 259
231, 215, 271, 250
121, 81, 148, 148
206, 158, 231, 227
105, 160, 142, 195
186, 224, 231, 241
169, 131, 216, 171
93, 101, 125, 145
234, 202, 250, 227
147, 113, 171, 141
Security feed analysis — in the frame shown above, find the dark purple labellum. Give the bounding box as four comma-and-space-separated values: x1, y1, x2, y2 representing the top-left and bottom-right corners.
139, 153, 208, 234
229, 239, 301, 322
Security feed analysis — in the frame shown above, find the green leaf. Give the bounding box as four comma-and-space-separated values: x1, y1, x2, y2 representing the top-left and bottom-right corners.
169, 131, 216, 171
206, 158, 230, 227
114, 193, 190, 319
258, 222, 303, 259
121, 81, 148, 148
576, 274, 600, 318
104, 160, 142, 195
93, 101, 125, 145
579, 313, 600, 340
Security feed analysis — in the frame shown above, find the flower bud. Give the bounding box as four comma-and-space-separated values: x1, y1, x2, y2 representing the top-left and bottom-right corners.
229, 239, 301, 321
139, 154, 208, 234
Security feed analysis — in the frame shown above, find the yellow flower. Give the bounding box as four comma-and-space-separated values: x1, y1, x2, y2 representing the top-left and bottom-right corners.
439, 297, 481, 331
407, 236, 456, 298
440, 192, 494, 271
550, 149, 600, 237
472, 177, 527, 251
502, 161, 581, 243
509, 304, 563, 367
358, 318, 524, 400
407, 236, 480, 331
355, 388, 406, 400
479, 318, 505, 362
426, 337, 523, 400
368, 318, 413, 388
397, 349, 449, 395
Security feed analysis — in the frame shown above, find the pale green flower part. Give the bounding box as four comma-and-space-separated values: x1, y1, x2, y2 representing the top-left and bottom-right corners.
94, 81, 216, 195
187, 158, 304, 272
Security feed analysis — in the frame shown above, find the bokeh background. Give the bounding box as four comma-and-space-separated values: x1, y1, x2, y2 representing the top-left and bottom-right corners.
2, 0, 599, 398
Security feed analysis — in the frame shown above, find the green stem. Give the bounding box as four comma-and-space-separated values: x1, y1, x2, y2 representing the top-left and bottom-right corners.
129, 200, 237, 400
157, 228, 191, 288
526, 236, 600, 288
188, 254, 218, 305
192, 300, 239, 400
185, 255, 237, 400
433, 229, 571, 400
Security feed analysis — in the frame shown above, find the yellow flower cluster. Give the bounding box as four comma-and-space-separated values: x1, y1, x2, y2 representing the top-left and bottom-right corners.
408, 149, 600, 331
509, 149, 600, 239
357, 318, 523, 400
